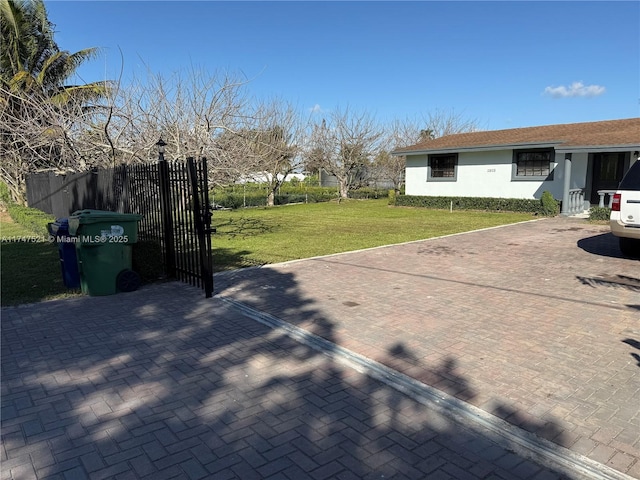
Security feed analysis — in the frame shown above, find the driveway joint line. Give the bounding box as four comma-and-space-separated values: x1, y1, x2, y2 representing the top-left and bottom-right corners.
218, 295, 636, 480
213, 218, 545, 277
308, 257, 634, 312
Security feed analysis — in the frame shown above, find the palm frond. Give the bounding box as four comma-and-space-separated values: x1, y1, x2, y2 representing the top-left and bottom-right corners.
49, 81, 110, 106
7, 69, 35, 92
37, 47, 101, 91
0, 0, 58, 82
0, 0, 28, 78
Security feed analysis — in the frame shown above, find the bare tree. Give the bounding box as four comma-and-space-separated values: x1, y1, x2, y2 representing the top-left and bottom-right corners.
375, 118, 423, 195
241, 99, 307, 206
0, 66, 254, 203
374, 110, 483, 195
309, 108, 382, 199
420, 108, 483, 138
0, 84, 97, 203
100, 67, 253, 171
207, 127, 258, 188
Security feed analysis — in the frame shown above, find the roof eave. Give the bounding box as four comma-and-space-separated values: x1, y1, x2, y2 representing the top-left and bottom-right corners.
394, 142, 640, 156
555, 143, 640, 152
393, 141, 561, 156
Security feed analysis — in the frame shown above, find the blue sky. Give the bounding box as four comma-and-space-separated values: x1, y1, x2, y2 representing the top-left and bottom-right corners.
46, 1, 639, 131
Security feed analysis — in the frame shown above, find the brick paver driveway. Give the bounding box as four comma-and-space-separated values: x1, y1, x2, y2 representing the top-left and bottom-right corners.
2, 216, 638, 479
216, 217, 640, 478
3, 286, 573, 480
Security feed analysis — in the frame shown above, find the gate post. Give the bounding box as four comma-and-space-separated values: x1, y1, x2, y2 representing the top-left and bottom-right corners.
187, 157, 214, 297
157, 140, 176, 278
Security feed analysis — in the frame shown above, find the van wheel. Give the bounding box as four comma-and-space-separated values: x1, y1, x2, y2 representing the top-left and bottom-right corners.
619, 237, 640, 258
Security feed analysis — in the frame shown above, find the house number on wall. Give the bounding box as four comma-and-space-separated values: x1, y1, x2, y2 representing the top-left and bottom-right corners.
487, 169, 496, 173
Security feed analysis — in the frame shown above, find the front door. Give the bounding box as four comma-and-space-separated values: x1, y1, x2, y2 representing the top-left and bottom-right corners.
590, 153, 625, 204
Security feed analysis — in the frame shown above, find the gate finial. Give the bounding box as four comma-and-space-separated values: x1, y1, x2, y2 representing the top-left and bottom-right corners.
156, 138, 167, 161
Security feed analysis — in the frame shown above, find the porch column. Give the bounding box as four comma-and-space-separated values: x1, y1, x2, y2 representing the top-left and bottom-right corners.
561, 153, 572, 215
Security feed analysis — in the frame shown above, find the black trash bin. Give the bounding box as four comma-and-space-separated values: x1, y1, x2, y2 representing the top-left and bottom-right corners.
48, 218, 81, 289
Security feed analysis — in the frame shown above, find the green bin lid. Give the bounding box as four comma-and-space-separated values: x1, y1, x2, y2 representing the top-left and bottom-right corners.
69, 209, 142, 224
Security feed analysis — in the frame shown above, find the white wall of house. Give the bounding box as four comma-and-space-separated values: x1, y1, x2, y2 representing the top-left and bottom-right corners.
405, 149, 591, 200
405, 156, 430, 194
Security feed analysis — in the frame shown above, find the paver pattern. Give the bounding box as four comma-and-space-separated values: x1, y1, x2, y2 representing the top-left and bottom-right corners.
2, 283, 570, 479
215, 217, 640, 478
3, 216, 638, 480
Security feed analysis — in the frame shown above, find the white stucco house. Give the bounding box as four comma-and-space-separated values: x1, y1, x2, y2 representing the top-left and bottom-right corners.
392, 118, 640, 214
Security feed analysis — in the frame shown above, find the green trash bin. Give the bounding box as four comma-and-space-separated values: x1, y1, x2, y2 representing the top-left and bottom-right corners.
68, 209, 143, 296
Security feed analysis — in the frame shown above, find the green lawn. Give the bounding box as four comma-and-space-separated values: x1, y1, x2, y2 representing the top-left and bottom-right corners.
1, 199, 536, 305
211, 199, 534, 270
0, 215, 80, 306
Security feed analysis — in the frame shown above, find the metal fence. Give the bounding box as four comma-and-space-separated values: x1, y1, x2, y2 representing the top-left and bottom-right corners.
26, 159, 214, 297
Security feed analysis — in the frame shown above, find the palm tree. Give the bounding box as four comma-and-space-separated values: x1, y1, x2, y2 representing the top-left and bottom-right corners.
418, 128, 435, 143
0, 0, 109, 203
0, 0, 107, 103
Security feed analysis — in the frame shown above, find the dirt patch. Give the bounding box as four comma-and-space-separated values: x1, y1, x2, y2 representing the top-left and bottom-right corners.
0, 210, 14, 223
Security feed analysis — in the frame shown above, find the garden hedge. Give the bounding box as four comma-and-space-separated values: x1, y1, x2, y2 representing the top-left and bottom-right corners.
393, 194, 561, 215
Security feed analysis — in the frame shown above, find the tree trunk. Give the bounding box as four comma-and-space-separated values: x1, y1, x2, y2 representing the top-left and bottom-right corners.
267, 176, 284, 207
339, 181, 349, 199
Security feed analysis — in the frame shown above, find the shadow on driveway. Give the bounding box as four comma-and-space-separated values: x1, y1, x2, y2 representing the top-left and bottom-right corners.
2, 270, 575, 479
622, 338, 640, 368
577, 231, 635, 260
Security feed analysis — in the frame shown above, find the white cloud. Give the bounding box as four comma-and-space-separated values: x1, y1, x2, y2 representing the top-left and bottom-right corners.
309, 104, 323, 113
543, 81, 606, 98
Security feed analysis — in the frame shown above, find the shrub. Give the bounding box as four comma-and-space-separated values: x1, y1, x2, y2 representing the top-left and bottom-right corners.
211, 185, 339, 209
349, 187, 389, 199
275, 194, 307, 205
395, 195, 546, 213
589, 207, 611, 221
0, 182, 11, 207
0, 181, 55, 236
6, 203, 55, 238
304, 174, 319, 186
212, 192, 267, 209
540, 191, 560, 216
388, 189, 396, 206
304, 188, 339, 203
288, 177, 301, 187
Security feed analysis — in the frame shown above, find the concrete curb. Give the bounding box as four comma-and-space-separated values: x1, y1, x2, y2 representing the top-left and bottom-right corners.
213, 217, 546, 278
218, 295, 635, 480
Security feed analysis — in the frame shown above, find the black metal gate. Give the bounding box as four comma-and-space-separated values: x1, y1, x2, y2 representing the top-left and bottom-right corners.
159, 158, 214, 297
128, 157, 213, 297
26, 157, 214, 297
